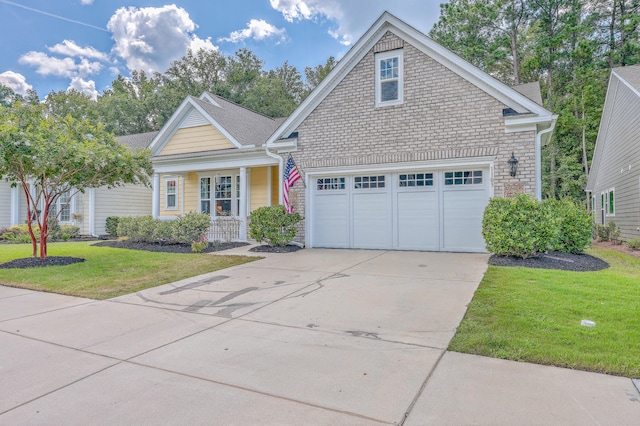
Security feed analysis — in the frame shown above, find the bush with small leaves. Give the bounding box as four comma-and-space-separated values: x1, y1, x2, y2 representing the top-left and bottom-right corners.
153, 220, 175, 244
627, 239, 640, 250
544, 198, 592, 254
482, 194, 556, 258
105, 216, 120, 237
172, 212, 211, 244
249, 205, 301, 247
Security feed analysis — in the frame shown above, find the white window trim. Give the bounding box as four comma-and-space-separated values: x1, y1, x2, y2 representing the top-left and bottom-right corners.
165, 176, 178, 210
375, 49, 404, 107
198, 173, 241, 217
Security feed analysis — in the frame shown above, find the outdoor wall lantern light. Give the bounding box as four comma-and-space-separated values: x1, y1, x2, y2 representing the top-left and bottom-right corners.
508, 152, 519, 177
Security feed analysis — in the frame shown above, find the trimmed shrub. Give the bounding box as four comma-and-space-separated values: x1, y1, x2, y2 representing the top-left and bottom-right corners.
153, 220, 175, 244
482, 194, 556, 258
116, 216, 155, 242
105, 216, 120, 237
594, 221, 620, 243
627, 239, 640, 250
172, 212, 211, 244
545, 198, 592, 254
59, 225, 80, 239
249, 205, 301, 247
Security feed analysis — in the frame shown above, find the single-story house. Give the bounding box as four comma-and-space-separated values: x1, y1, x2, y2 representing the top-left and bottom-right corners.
149, 93, 285, 240
265, 12, 557, 252
586, 65, 640, 241
0, 131, 155, 236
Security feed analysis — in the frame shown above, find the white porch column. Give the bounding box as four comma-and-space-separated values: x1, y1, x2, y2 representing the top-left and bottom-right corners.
267, 166, 272, 206
10, 186, 20, 226
152, 173, 160, 218
88, 188, 96, 236
239, 167, 247, 241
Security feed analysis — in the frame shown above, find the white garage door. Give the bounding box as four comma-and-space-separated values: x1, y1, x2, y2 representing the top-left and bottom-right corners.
310, 168, 489, 252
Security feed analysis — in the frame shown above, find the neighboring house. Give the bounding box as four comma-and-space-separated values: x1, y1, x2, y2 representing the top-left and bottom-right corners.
149, 93, 284, 240
0, 131, 155, 236
586, 65, 640, 241
265, 12, 557, 252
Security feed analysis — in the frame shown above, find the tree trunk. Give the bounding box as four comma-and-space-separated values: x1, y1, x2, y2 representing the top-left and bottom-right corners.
581, 91, 590, 177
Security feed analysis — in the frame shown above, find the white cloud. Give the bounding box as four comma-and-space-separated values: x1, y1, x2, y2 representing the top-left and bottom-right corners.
18, 51, 102, 79
81, 0, 94, 4
48, 40, 109, 61
270, 0, 439, 46
107, 5, 217, 74
68, 77, 98, 100
19, 52, 77, 78
219, 19, 287, 44
0, 71, 33, 95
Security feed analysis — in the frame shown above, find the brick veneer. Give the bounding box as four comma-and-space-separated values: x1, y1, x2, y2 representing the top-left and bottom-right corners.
284, 32, 537, 243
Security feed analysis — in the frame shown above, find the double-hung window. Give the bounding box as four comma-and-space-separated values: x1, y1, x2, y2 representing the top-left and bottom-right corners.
165, 177, 177, 210
200, 177, 211, 214
50, 190, 73, 222
375, 50, 403, 107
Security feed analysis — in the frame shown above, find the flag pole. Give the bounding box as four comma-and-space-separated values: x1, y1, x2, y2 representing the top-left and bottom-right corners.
288, 153, 306, 188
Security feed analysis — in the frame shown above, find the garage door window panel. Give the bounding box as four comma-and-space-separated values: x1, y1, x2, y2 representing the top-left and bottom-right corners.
317, 177, 346, 191
444, 170, 483, 186
354, 175, 385, 189
399, 173, 433, 187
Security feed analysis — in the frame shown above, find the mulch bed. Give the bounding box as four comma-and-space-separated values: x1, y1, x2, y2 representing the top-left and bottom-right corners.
91, 240, 249, 253
0, 256, 85, 269
489, 251, 609, 272
249, 244, 303, 253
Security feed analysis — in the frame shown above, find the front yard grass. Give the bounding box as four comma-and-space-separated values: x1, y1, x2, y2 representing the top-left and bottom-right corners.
450, 246, 640, 377
0, 241, 259, 299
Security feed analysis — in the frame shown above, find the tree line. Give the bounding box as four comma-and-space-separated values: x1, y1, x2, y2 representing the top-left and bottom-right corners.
0, 48, 336, 137
3, 1, 638, 202
430, 0, 639, 201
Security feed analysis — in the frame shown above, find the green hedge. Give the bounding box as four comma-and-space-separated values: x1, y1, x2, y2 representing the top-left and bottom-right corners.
249, 205, 301, 247
115, 212, 211, 244
482, 194, 591, 258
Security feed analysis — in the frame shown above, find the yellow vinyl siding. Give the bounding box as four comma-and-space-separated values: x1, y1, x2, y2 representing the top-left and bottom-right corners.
184, 172, 200, 213
158, 125, 235, 156
250, 167, 268, 211
271, 166, 279, 205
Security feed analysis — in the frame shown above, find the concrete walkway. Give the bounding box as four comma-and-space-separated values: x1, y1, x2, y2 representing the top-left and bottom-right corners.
1, 246, 639, 425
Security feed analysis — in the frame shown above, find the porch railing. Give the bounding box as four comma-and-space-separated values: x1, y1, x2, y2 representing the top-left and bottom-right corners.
208, 217, 243, 242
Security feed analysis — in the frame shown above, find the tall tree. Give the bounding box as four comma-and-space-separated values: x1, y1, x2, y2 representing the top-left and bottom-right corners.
0, 102, 152, 258
304, 56, 337, 97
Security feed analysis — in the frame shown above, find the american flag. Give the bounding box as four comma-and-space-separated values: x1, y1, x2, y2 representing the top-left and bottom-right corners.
283, 156, 301, 213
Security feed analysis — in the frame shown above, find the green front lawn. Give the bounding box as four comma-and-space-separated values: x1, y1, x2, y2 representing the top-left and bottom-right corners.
450, 247, 640, 377
0, 241, 259, 299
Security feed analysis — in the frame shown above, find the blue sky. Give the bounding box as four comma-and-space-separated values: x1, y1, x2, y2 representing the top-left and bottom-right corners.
0, 0, 443, 100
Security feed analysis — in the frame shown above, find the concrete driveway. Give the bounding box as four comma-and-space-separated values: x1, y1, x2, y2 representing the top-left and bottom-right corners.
1, 247, 639, 425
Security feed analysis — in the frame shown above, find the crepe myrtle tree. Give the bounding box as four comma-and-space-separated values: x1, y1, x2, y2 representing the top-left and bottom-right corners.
0, 102, 152, 259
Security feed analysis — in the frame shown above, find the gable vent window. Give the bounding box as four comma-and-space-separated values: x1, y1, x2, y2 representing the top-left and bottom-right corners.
375, 49, 403, 107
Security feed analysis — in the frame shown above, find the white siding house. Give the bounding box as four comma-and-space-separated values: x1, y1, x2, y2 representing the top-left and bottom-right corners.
586, 65, 640, 241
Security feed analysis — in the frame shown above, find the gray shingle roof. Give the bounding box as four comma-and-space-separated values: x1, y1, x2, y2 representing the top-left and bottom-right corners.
614, 65, 640, 92
512, 82, 543, 106
193, 94, 283, 146
116, 131, 158, 150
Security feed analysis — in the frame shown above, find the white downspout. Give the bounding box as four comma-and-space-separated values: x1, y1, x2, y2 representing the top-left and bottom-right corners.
88, 188, 96, 237
152, 173, 160, 218
535, 117, 557, 200
265, 146, 284, 204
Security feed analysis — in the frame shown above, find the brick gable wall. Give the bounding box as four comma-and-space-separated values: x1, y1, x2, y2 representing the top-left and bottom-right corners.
284, 32, 536, 241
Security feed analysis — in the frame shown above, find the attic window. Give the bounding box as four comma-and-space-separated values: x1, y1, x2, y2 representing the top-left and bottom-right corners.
502, 108, 520, 117
375, 49, 403, 107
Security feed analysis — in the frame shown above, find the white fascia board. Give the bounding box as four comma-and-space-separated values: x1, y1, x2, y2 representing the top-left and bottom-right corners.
505, 114, 558, 133
303, 156, 496, 176
268, 12, 554, 145
150, 97, 244, 156
266, 15, 390, 146
149, 96, 193, 153
153, 151, 278, 174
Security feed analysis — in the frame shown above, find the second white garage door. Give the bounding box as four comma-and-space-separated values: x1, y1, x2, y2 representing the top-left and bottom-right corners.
310, 169, 490, 252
